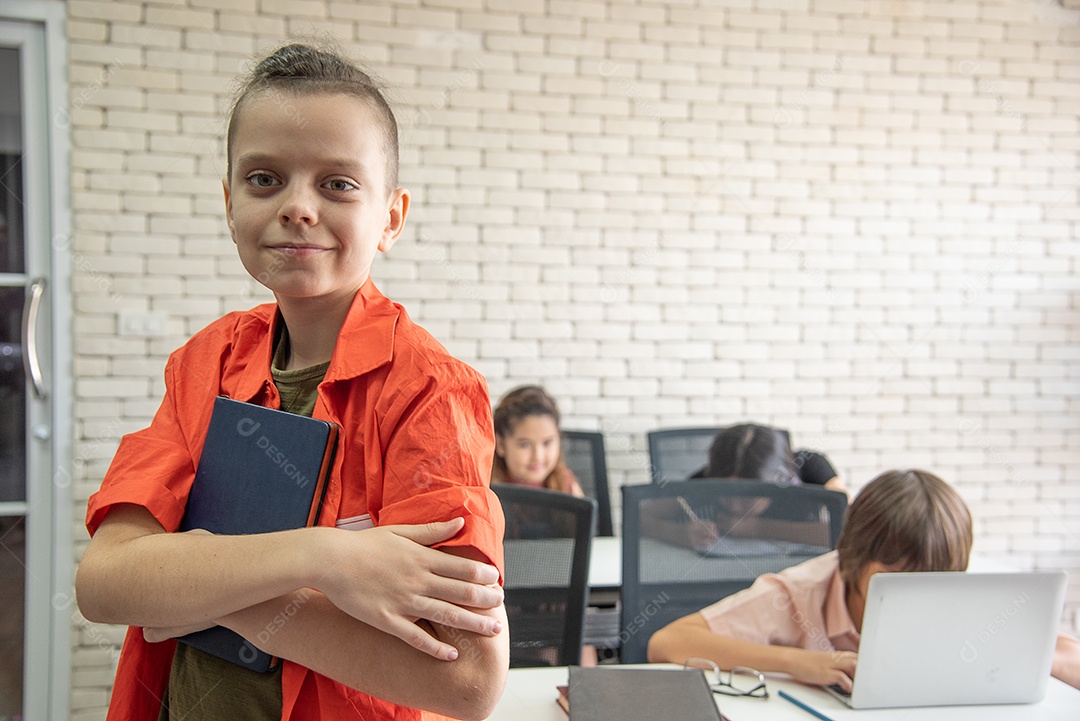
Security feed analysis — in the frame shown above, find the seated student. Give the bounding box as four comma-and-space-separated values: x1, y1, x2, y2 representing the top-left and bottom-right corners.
491, 385, 583, 497
491, 385, 601, 666
75, 43, 508, 721
647, 469, 1080, 692
648, 424, 839, 550
693, 423, 846, 493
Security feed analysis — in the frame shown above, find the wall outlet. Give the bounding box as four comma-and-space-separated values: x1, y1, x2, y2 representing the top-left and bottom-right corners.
118, 310, 167, 337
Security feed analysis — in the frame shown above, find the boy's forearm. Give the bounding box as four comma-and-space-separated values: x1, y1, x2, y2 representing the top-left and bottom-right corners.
648, 614, 793, 674
222, 590, 509, 720
77, 504, 322, 628
649, 613, 858, 691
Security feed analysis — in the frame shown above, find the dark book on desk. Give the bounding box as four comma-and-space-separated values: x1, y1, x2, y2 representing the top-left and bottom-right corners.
177, 396, 339, 672
567, 666, 724, 721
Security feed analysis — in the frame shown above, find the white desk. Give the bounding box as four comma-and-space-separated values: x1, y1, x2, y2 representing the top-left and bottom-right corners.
502, 537, 621, 590
588, 536, 621, 588
487, 665, 1080, 721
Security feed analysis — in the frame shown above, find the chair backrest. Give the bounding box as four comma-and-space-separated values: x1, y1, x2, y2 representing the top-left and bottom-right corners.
646, 427, 723, 483
561, 430, 613, 536
617, 479, 847, 663
493, 484, 597, 667
647, 426, 793, 483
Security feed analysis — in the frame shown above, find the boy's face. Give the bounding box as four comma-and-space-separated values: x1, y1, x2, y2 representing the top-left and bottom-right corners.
848, 561, 905, 633
224, 91, 408, 305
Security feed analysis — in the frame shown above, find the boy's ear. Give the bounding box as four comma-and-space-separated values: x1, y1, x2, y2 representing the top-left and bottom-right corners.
378, 187, 410, 253
222, 178, 237, 243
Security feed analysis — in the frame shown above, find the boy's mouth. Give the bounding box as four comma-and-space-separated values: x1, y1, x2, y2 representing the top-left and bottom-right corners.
269, 244, 330, 256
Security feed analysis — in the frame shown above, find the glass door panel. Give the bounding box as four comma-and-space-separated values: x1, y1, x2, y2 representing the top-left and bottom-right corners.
0, 287, 26, 504
0, 515, 24, 717
0, 138, 25, 274
0, 32, 27, 718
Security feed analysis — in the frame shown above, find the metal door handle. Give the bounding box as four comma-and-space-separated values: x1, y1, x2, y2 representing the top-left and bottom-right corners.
21, 277, 47, 400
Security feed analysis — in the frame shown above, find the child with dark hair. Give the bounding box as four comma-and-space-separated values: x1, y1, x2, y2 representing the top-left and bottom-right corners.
695, 423, 845, 493
491, 385, 582, 497
701, 423, 797, 485
648, 469, 1080, 691
76, 43, 507, 721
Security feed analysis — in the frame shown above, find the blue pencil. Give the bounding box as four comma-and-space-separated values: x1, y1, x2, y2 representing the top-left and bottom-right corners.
778, 689, 837, 721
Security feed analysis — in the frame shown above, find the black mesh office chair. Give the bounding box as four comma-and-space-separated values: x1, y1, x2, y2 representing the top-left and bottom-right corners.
646, 427, 723, 482
647, 426, 793, 483
617, 479, 847, 663
562, 430, 613, 536
494, 484, 597, 667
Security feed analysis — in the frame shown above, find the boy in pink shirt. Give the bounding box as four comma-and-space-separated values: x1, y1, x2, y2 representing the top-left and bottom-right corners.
648, 469, 1080, 692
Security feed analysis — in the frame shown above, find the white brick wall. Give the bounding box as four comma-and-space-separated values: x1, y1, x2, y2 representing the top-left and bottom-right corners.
64, 0, 1079, 716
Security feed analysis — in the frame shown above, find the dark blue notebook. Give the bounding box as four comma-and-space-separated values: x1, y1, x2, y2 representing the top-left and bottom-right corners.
567, 666, 724, 720
177, 396, 339, 672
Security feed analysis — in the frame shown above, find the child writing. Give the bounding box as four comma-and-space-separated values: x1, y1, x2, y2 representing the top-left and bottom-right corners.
648, 425, 842, 551
491, 385, 583, 497
75, 43, 509, 721
647, 469, 1080, 691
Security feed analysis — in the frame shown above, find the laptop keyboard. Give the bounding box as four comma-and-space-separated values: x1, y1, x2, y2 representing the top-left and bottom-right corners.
827, 684, 851, 699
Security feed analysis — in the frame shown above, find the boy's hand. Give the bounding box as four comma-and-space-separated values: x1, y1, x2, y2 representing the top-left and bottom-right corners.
313, 517, 504, 660
785, 649, 858, 692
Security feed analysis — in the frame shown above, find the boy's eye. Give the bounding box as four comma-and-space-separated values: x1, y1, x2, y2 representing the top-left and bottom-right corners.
247, 174, 279, 188
324, 179, 358, 192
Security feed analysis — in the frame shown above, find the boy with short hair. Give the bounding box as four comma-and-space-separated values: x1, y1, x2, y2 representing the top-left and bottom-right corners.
76, 43, 508, 721
648, 469, 1080, 692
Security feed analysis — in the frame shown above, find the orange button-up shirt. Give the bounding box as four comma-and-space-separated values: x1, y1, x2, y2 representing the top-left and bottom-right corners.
86, 280, 505, 721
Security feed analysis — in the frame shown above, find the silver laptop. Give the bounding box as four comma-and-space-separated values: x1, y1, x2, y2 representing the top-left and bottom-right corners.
826, 571, 1067, 709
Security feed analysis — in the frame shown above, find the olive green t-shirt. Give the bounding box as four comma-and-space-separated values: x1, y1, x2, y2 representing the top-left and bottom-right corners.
162, 330, 329, 721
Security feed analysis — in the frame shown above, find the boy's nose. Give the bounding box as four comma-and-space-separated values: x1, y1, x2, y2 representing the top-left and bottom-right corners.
278, 187, 318, 226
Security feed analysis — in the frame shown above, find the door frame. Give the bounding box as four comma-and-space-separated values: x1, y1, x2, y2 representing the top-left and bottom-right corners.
1, 3, 72, 720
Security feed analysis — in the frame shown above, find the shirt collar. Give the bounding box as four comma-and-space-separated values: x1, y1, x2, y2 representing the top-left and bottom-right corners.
325, 277, 398, 382
228, 278, 398, 403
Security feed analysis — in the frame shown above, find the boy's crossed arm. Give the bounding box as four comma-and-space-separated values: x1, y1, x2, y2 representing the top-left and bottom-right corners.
138, 553, 509, 719
216, 546, 509, 720
76, 503, 504, 662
